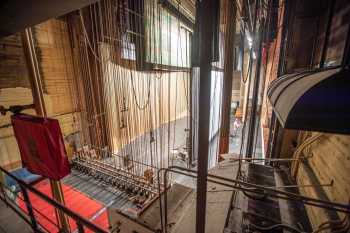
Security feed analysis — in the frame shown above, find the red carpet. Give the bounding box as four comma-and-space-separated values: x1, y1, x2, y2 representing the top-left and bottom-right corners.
18, 179, 109, 232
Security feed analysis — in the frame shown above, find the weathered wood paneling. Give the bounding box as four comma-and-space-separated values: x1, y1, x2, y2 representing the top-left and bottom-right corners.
296, 132, 350, 230
34, 19, 79, 116
0, 34, 33, 169
0, 33, 31, 88
0, 18, 82, 169
33, 18, 83, 157
0, 88, 35, 169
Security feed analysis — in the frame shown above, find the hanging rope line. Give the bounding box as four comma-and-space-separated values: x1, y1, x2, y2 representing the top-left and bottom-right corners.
68, 0, 194, 197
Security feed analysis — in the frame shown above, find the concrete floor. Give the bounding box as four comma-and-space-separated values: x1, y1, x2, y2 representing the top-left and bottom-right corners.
0, 198, 32, 233
171, 154, 239, 233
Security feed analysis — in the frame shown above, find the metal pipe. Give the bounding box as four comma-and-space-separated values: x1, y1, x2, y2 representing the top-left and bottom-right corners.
89, 145, 158, 169
188, 68, 193, 167
157, 169, 165, 232
72, 160, 158, 194
156, 166, 350, 233
20, 185, 40, 233
158, 166, 350, 220
163, 170, 168, 233
158, 166, 350, 233
80, 157, 150, 182
227, 157, 300, 162
271, 181, 334, 189
171, 166, 350, 211
77, 222, 85, 233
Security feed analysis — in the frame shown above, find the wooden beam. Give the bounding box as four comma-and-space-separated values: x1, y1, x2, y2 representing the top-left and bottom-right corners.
22, 27, 70, 232
21, 28, 46, 117
219, 0, 237, 156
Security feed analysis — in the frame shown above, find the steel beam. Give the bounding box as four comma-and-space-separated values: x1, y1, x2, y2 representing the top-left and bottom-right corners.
196, 0, 219, 232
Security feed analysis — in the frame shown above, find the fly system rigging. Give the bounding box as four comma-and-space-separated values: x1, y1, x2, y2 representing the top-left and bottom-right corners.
66, 0, 193, 209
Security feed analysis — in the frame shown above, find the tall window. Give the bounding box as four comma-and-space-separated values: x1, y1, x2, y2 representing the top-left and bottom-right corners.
144, 0, 191, 68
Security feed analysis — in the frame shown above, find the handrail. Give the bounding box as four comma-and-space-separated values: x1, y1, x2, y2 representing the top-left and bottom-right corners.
0, 166, 108, 233
157, 166, 350, 233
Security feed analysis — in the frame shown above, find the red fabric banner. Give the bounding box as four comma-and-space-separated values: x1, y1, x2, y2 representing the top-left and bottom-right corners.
11, 114, 70, 180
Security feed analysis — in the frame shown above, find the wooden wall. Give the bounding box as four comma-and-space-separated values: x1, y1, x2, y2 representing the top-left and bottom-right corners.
0, 18, 82, 170
34, 19, 79, 116
0, 33, 33, 170
295, 132, 350, 230
33, 19, 82, 158
0, 88, 36, 170
0, 34, 31, 88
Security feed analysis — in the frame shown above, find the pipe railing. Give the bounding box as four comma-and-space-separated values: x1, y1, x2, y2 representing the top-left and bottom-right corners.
0, 166, 108, 233
157, 166, 350, 233
1, 183, 60, 232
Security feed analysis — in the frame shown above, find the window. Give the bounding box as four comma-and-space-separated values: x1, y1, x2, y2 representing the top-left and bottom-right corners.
144, 0, 191, 68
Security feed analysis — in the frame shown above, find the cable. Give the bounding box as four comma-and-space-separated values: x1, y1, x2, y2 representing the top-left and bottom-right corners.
130, 70, 151, 110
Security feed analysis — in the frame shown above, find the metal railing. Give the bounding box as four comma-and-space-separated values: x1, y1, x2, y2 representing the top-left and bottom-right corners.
0, 166, 108, 233
157, 165, 350, 233
0, 183, 60, 233
2, 163, 349, 233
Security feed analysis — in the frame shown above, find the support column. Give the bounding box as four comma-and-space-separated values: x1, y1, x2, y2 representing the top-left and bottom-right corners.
219, 0, 237, 156
22, 28, 46, 117
245, 23, 264, 158
196, 0, 219, 233
22, 28, 70, 232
